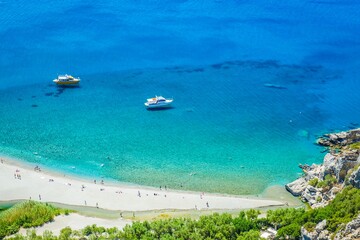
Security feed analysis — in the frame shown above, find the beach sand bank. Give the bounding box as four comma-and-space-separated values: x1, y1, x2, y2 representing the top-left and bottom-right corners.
0, 156, 291, 213
17, 213, 132, 236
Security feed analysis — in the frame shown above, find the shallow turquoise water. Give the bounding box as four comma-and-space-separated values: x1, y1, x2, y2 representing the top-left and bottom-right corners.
0, 61, 344, 194
0, 1, 360, 194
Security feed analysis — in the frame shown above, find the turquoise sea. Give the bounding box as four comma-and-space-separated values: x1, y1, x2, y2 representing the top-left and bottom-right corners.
0, 0, 360, 194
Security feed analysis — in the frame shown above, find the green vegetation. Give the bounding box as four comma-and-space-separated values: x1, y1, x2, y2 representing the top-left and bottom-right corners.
345, 164, 360, 182
3, 187, 360, 239
307, 175, 337, 190
349, 142, 360, 149
267, 186, 360, 237
316, 175, 337, 189
0, 201, 70, 239
308, 178, 319, 187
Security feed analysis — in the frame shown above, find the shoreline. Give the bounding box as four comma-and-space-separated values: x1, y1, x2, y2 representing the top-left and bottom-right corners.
0, 155, 297, 213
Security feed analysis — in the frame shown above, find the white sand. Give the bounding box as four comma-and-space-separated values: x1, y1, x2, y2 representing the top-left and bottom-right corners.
17, 213, 132, 236
0, 157, 285, 212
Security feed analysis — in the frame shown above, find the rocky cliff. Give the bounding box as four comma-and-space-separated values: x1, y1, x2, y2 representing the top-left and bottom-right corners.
300, 215, 360, 240
283, 129, 360, 240
286, 129, 360, 208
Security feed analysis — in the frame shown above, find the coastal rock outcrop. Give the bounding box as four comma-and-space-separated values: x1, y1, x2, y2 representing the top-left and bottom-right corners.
285, 177, 307, 196
348, 166, 360, 188
301, 220, 331, 240
286, 128, 360, 208
334, 214, 360, 240
317, 128, 360, 147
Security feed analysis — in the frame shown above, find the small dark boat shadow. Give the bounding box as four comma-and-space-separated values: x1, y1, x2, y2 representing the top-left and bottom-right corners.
56, 85, 81, 89
146, 107, 175, 111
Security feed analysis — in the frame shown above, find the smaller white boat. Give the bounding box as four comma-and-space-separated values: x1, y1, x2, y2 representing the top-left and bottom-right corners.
53, 74, 80, 86
144, 96, 173, 109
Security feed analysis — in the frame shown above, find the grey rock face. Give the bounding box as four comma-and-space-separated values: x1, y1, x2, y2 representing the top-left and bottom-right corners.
334, 214, 360, 240
323, 153, 359, 182
318, 129, 360, 147
301, 220, 331, 240
285, 177, 307, 196
323, 153, 337, 177
348, 166, 360, 188
287, 129, 360, 208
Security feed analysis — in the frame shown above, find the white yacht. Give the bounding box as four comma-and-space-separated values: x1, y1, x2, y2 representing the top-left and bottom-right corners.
53, 74, 80, 86
144, 96, 173, 109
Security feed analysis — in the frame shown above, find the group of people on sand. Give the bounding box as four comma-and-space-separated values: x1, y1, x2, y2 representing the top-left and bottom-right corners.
34, 165, 41, 172
19, 162, 214, 212
14, 169, 22, 180
93, 179, 104, 185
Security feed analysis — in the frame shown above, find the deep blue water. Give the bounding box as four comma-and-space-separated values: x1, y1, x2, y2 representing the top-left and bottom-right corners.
0, 0, 360, 194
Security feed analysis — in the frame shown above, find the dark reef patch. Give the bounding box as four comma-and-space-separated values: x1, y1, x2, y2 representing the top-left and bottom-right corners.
31, 104, 38, 108
174, 67, 204, 73
165, 66, 182, 71
264, 83, 288, 90
56, 88, 65, 96
252, 60, 280, 69
211, 63, 224, 69
185, 68, 204, 73
192, 68, 204, 72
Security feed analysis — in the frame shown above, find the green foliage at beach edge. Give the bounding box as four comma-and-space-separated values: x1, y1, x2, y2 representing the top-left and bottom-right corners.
0, 201, 71, 239
3, 187, 360, 239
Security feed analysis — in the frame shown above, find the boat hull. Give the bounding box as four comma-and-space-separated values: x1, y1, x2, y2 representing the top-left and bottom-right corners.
53, 79, 80, 85
144, 101, 172, 109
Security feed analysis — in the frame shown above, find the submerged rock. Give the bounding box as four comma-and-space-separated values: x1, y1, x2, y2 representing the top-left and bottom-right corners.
297, 129, 309, 138
264, 83, 287, 89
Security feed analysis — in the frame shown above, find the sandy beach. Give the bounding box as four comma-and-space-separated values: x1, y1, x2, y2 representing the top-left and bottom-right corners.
0, 156, 287, 212
17, 213, 132, 236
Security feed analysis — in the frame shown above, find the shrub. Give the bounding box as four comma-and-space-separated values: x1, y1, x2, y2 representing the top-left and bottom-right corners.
308, 178, 319, 187
236, 229, 261, 240
303, 222, 316, 232
59, 227, 72, 240
317, 174, 337, 189
277, 223, 301, 239
349, 142, 360, 149
0, 201, 70, 238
